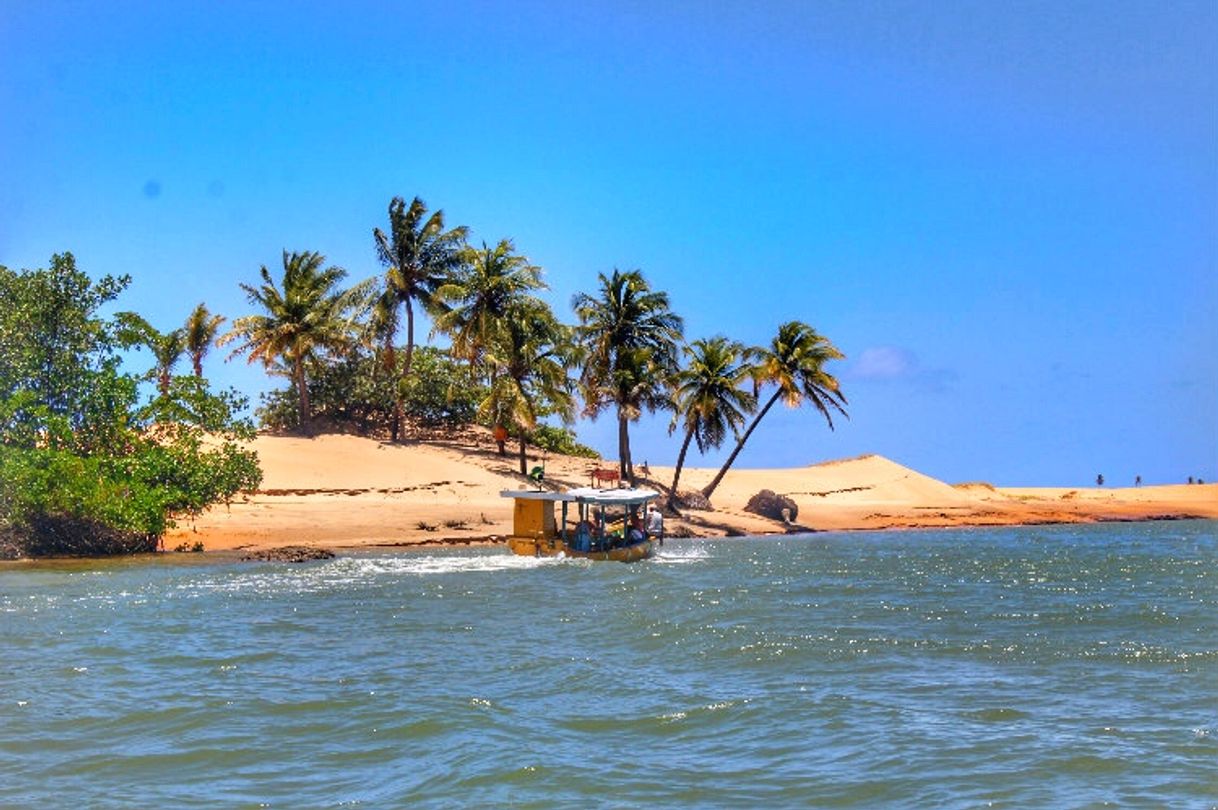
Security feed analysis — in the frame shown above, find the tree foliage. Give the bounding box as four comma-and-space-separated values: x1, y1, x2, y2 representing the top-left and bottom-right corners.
668, 336, 756, 501
479, 297, 576, 473
573, 268, 683, 483
256, 346, 485, 434
0, 254, 261, 558
372, 196, 469, 440
701, 321, 847, 501
184, 302, 226, 378
433, 239, 544, 366
221, 250, 372, 430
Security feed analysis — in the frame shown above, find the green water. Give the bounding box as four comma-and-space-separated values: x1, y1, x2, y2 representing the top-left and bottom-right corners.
2, 522, 1216, 807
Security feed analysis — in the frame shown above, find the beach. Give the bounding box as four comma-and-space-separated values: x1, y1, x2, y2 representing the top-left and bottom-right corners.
164, 431, 1218, 552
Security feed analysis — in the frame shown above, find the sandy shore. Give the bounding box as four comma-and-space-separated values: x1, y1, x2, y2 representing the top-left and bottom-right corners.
161, 432, 1218, 553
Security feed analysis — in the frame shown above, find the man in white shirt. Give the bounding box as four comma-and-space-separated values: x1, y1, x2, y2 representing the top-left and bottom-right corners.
645, 504, 664, 545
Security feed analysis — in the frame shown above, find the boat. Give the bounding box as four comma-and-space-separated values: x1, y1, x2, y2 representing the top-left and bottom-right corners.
500, 486, 661, 562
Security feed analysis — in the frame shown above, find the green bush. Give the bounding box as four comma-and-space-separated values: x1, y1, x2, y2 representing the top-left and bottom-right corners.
0, 254, 262, 558
528, 424, 600, 458
257, 346, 485, 433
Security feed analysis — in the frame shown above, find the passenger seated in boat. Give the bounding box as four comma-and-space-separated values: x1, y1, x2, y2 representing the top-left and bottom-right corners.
626, 510, 645, 544
573, 520, 595, 552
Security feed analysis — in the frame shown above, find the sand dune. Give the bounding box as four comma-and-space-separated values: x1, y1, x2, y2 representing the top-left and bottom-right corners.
166, 432, 1218, 552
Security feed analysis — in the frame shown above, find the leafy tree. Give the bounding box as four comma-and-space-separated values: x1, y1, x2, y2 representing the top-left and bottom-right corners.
184, 302, 225, 377
0, 254, 260, 558
701, 321, 846, 501
221, 250, 372, 431
372, 196, 469, 440
481, 298, 575, 474
668, 337, 756, 503
573, 269, 683, 484
256, 346, 484, 434
0, 252, 128, 427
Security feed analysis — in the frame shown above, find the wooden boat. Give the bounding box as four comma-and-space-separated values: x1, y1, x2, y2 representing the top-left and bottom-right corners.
501, 487, 661, 562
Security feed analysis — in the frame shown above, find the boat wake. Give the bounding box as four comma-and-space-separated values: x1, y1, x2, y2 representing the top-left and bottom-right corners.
653, 543, 710, 565
338, 552, 569, 576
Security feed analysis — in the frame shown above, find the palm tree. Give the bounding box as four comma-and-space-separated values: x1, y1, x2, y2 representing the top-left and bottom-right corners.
373, 195, 469, 441
573, 269, 683, 484
668, 337, 756, 503
115, 312, 186, 397
183, 303, 225, 378
432, 239, 544, 367
701, 321, 847, 501
481, 298, 575, 474
220, 250, 372, 430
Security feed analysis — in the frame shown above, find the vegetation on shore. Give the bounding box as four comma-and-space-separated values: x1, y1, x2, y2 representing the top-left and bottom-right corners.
3, 193, 844, 556
0, 254, 261, 558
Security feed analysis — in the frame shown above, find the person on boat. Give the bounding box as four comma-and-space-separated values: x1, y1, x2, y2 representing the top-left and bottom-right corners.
626, 508, 645, 545
573, 519, 595, 552
645, 503, 664, 545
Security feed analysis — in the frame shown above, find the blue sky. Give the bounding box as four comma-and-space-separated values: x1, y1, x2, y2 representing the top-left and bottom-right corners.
2, 1, 1215, 486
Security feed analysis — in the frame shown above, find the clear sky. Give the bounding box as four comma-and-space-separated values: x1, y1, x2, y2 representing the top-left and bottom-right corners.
3, 1, 1215, 486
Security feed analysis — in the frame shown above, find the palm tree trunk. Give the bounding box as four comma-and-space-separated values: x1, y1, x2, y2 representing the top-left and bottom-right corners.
617, 409, 633, 485
393, 300, 415, 442
518, 432, 528, 476
192, 354, 203, 377
668, 427, 695, 506
403, 298, 416, 376
294, 356, 310, 432
701, 389, 781, 501
158, 369, 171, 398
384, 335, 400, 442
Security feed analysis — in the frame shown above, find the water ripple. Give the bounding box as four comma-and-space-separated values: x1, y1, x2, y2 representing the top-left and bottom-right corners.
1, 522, 1215, 807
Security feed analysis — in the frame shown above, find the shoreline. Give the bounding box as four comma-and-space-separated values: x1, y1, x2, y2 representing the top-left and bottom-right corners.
4, 514, 1216, 567
9, 432, 1217, 561
157, 433, 1215, 553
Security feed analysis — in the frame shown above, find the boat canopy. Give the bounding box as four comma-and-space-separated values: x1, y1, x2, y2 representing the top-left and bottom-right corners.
499, 487, 660, 506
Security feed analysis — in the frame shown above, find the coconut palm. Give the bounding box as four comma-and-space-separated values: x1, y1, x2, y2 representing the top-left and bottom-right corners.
573, 269, 683, 484
481, 298, 575, 474
432, 239, 544, 367
183, 303, 225, 378
701, 321, 847, 501
668, 337, 756, 503
372, 195, 469, 440
115, 312, 186, 397
220, 250, 372, 430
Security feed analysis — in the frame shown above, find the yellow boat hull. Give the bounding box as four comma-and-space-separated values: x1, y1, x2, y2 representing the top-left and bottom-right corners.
507, 535, 654, 562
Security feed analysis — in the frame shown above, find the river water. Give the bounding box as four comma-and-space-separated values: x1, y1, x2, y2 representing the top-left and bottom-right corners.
2, 522, 1215, 808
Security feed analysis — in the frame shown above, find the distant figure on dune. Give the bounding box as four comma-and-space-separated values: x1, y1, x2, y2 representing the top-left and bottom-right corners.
1188, 476, 1194, 485
1135, 475, 1141, 487
1096, 474, 1104, 487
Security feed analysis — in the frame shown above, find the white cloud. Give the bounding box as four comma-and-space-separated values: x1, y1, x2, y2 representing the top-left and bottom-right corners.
852, 346, 918, 380
849, 345, 957, 392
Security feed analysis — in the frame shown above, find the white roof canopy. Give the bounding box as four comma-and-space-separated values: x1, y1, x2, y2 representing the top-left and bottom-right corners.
500, 487, 660, 506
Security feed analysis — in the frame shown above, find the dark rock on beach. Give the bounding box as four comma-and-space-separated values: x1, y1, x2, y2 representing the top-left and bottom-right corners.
241, 546, 337, 563
744, 489, 799, 523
